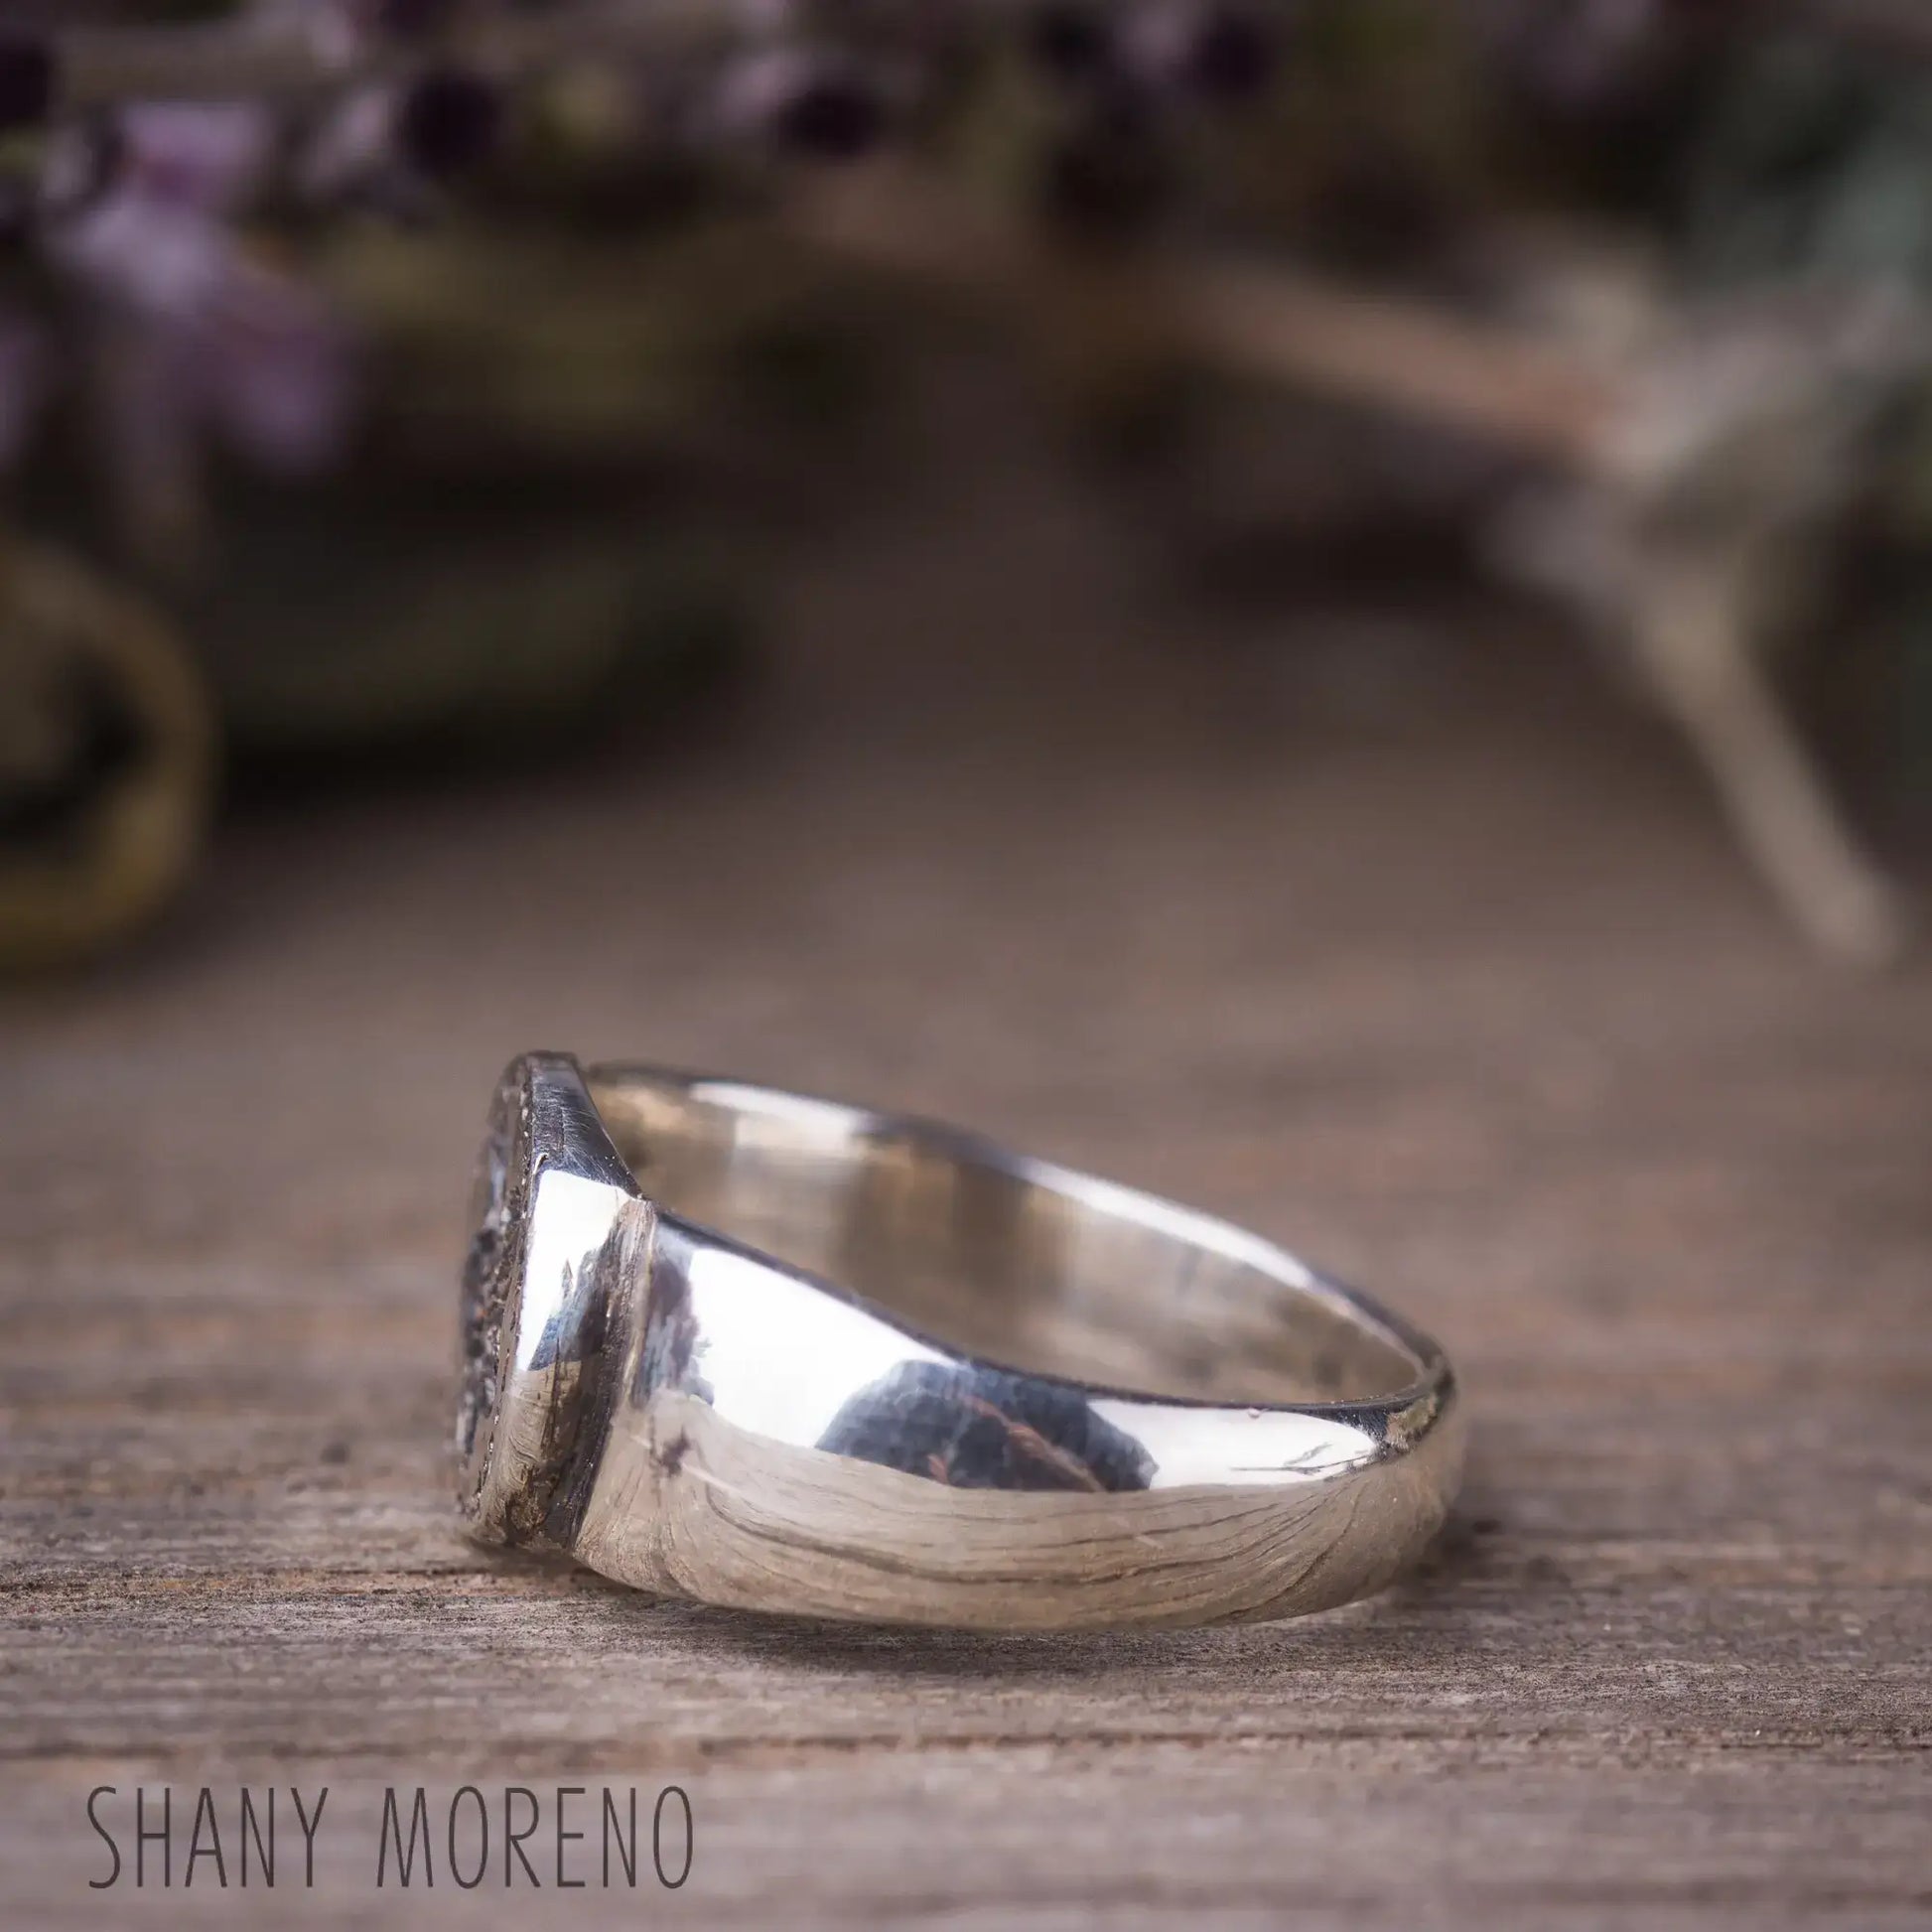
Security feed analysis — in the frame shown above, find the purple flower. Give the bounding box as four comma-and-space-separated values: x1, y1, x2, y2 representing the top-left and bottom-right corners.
118, 101, 277, 214
1124, 3, 1280, 105
714, 49, 887, 161
39, 101, 358, 534
202, 254, 360, 474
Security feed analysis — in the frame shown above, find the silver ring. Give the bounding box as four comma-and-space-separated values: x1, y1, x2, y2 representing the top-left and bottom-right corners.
455, 1053, 1463, 1631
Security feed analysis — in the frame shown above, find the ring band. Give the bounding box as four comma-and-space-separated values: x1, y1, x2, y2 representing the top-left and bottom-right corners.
455, 1053, 1463, 1631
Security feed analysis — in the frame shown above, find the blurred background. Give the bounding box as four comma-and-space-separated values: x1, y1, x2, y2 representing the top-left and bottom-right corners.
7, 19, 1931, 1920
3, 0, 1932, 981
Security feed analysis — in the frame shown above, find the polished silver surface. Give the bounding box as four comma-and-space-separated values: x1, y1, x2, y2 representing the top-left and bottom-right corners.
455, 1052, 1462, 1631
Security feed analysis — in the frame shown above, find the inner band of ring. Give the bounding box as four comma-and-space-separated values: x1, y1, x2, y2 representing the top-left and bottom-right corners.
591, 1065, 1439, 1413
458, 1054, 1462, 1630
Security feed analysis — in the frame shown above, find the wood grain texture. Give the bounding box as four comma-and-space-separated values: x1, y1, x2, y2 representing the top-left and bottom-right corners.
3, 416, 1930, 1926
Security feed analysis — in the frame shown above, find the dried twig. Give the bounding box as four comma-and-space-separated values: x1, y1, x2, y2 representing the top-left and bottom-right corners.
795, 167, 1921, 963
39, 6, 1927, 964
1630, 542, 1910, 965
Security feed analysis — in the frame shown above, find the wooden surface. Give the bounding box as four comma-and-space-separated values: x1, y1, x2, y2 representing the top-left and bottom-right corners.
4, 425, 1931, 1927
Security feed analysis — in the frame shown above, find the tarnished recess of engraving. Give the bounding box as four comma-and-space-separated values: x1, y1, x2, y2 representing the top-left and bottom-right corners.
455, 1062, 531, 1524
454, 1052, 649, 1551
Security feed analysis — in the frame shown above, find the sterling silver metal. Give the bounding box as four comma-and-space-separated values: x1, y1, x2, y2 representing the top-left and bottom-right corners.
455, 1053, 1462, 1631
